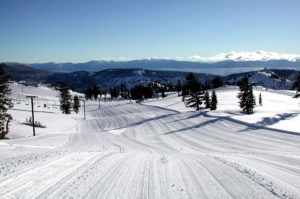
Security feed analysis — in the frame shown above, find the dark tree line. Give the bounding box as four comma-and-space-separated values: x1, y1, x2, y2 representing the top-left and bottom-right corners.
58, 83, 80, 114
130, 81, 174, 102
130, 85, 153, 102
83, 81, 175, 103
84, 84, 101, 100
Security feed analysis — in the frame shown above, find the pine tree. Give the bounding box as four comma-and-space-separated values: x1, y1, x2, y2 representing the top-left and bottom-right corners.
210, 90, 218, 110
161, 85, 166, 98
292, 72, 300, 98
184, 73, 205, 110
0, 67, 13, 139
259, 93, 262, 106
246, 87, 256, 114
237, 76, 256, 114
176, 79, 182, 96
59, 84, 72, 114
92, 84, 100, 100
204, 91, 210, 109
110, 87, 120, 99
84, 87, 93, 100
102, 90, 107, 101
212, 77, 223, 88
73, 95, 80, 114
181, 85, 187, 102
120, 83, 129, 98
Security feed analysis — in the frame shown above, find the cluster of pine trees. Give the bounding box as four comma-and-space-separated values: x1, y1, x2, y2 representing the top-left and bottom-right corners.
179, 73, 218, 111
81, 81, 176, 104
84, 84, 101, 100
58, 84, 80, 114
236, 73, 300, 114
129, 82, 176, 102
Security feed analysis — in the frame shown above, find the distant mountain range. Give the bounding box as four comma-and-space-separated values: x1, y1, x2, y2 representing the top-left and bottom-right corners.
29, 59, 300, 75
1, 62, 216, 90
1, 62, 299, 91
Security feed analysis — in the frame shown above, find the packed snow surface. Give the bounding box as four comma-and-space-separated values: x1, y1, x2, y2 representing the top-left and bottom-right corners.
0, 83, 300, 199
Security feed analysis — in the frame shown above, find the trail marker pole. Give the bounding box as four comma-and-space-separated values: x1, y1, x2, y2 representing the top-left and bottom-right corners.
26, 96, 37, 136
98, 96, 101, 108
83, 100, 86, 119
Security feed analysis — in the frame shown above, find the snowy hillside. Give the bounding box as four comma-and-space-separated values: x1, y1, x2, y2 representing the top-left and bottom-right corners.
224, 69, 296, 90
0, 83, 300, 198
6, 83, 83, 140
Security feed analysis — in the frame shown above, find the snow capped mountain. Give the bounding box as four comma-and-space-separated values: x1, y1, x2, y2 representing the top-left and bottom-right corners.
187, 50, 300, 62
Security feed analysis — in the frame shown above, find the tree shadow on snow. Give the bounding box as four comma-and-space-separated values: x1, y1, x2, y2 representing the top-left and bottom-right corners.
163, 118, 219, 135
255, 113, 299, 126
202, 112, 300, 136
164, 112, 300, 136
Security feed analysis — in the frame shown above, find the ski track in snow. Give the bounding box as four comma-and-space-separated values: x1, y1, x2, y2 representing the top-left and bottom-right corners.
1, 96, 300, 198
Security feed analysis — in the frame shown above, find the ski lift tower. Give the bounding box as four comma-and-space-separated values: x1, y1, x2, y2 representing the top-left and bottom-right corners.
79, 97, 86, 120
26, 95, 37, 136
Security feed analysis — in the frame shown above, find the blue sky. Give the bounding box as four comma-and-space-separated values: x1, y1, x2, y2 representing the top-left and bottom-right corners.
1, 0, 299, 63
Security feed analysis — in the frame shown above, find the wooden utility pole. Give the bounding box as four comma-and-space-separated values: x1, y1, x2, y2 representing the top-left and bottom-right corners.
26, 96, 37, 136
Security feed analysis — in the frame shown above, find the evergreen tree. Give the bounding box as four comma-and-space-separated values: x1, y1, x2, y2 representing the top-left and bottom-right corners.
161, 85, 166, 98
144, 85, 154, 99
109, 87, 120, 99
259, 93, 262, 106
176, 79, 182, 96
92, 84, 100, 100
292, 72, 300, 98
102, 90, 107, 101
120, 83, 129, 98
203, 80, 211, 90
184, 73, 205, 110
0, 67, 13, 139
130, 85, 144, 102
166, 81, 174, 92
59, 84, 72, 114
84, 87, 93, 100
204, 91, 210, 109
237, 76, 256, 114
210, 90, 218, 110
247, 87, 256, 113
130, 85, 154, 102
73, 95, 80, 114
212, 77, 223, 88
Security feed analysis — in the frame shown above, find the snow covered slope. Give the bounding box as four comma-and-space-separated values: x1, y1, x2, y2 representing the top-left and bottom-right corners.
0, 84, 300, 199
223, 69, 296, 90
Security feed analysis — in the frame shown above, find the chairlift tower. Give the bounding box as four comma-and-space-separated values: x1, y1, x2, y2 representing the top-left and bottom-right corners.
26, 96, 37, 136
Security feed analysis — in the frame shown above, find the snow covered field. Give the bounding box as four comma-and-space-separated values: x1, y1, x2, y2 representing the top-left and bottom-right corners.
1, 83, 300, 199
